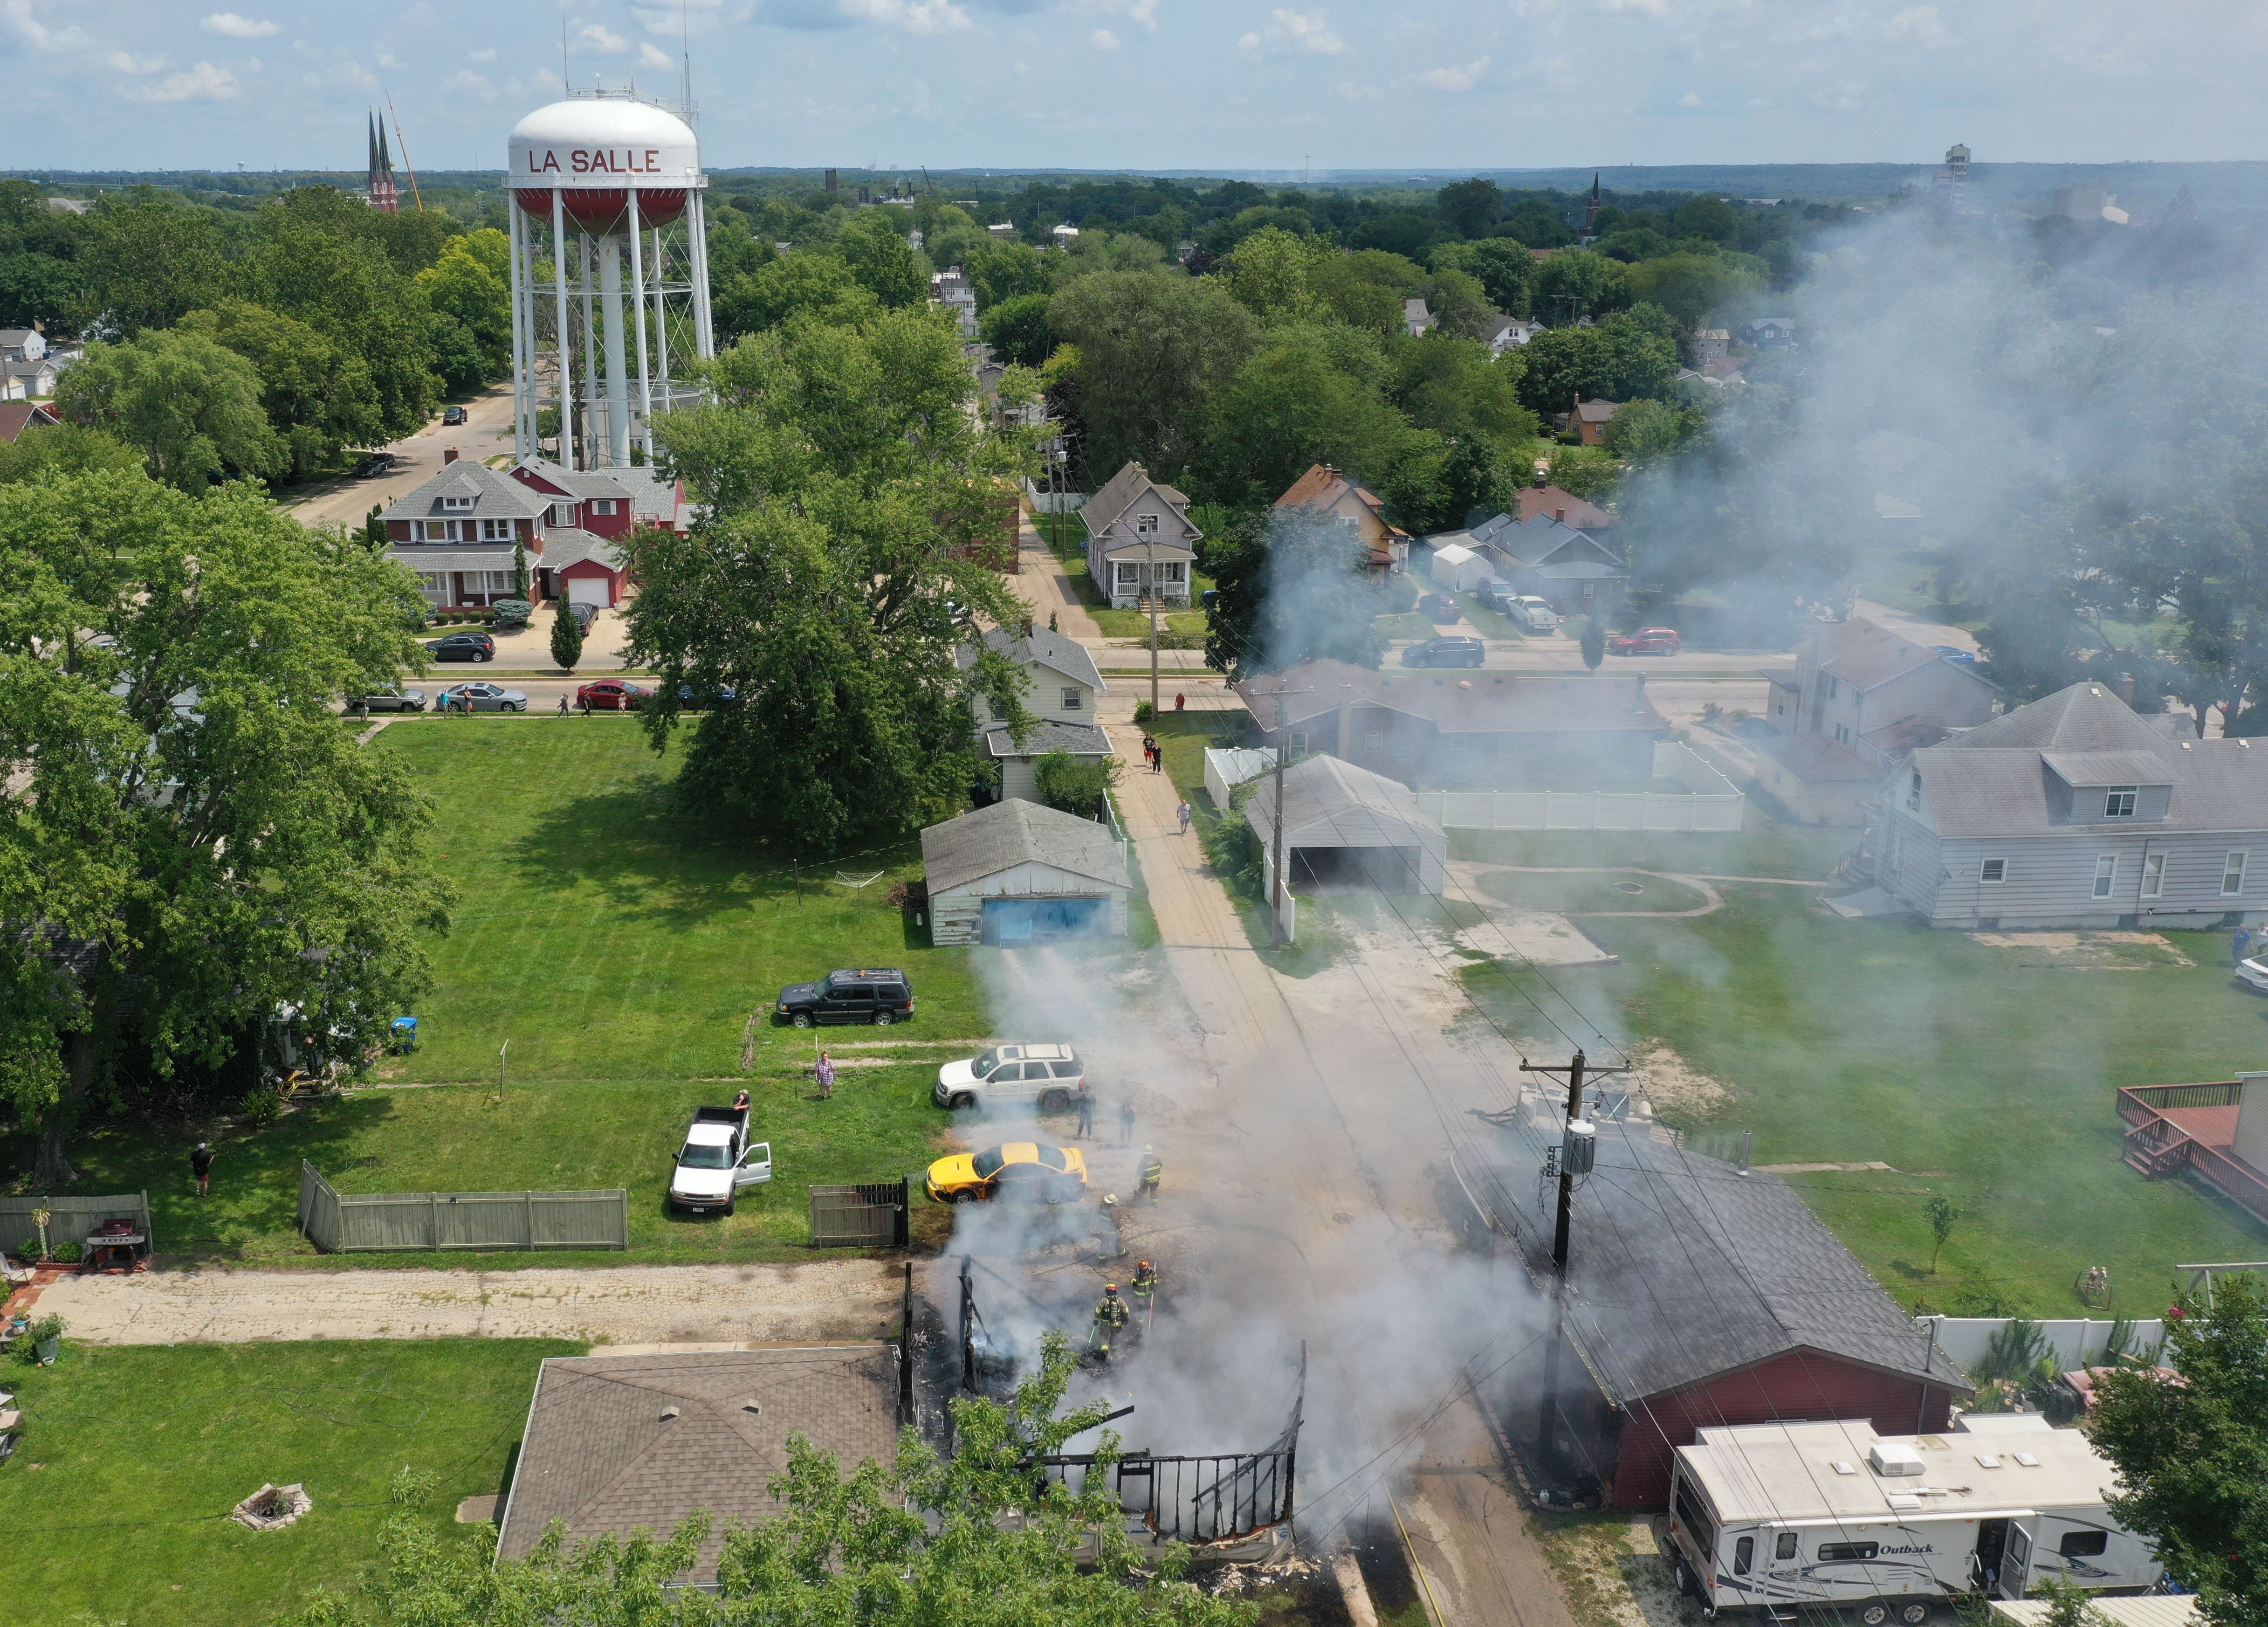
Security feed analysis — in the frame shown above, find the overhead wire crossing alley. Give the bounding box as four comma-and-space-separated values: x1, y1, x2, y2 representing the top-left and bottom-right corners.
1107, 685, 1582, 1627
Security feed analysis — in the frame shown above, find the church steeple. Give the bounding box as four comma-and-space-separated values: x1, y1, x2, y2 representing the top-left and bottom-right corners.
1584, 171, 1601, 236
366, 109, 399, 213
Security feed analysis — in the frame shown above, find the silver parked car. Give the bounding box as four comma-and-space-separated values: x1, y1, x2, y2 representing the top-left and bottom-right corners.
438, 682, 529, 713
934, 1043, 1086, 1111
348, 687, 426, 713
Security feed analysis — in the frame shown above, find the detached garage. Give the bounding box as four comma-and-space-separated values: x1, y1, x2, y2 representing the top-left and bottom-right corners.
1248, 754, 1447, 896
921, 799, 1131, 947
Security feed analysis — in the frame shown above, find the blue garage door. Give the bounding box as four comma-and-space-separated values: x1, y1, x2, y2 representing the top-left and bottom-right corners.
983, 896, 1107, 944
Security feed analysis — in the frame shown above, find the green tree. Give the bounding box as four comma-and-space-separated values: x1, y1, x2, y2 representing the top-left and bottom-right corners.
1422, 267, 1497, 341
2091, 1275, 2268, 1627
836, 211, 931, 310
1310, 249, 1425, 336
979, 291, 1054, 368
1626, 252, 1760, 330
1433, 237, 1533, 316
1436, 178, 1503, 238
77, 186, 228, 333
1389, 334, 1537, 446
1203, 508, 1385, 679
1671, 195, 1741, 246
549, 594, 584, 671
1516, 310, 1678, 418
1924, 1193, 1957, 1274
513, 542, 530, 601
1601, 398, 1687, 465
1049, 271, 1258, 482
1532, 248, 1630, 325
714, 253, 880, 340
0, 423, 142, 485
1216, 225, 1326, 323
1032, 748, 1122, 816
962, 237, 1050, 311
1193, 327, 1408, 508
415, 230, 515, 391
0, 472, 448, 1183
179, 298, 383, 481
1580, 618, 1606, 670
626, 307, 1036, 853
57, 329, 286, 488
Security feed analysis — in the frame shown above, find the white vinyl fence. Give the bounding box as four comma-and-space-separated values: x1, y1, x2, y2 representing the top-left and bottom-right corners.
1024, 481, 1086, 514
1204, 746, 1276, 809
1915, 1315, 2168, 1375
1412, 742, 1745, 833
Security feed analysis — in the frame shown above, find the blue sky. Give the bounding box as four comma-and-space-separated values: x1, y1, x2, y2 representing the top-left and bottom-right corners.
4, 0, 2263, 174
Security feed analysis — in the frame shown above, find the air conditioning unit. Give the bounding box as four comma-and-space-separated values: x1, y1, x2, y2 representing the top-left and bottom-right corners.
1869, 1442, 1926, 1477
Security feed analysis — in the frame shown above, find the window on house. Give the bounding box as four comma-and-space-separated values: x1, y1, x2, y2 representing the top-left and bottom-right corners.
1581, 582, 1596, 603
1060, 688, 1081, 711
2093, 855, 2117, 900
416, 572, 448, 604
469, 571, 515, 596
442, 495, 474, 513
551, 503, 578, 527
1824, 674, 1839, 700
480, 518, 512, 541
2141, 852, 2166, 898
1980, 858, 2007, 884
1161, 562, 1185, 581
2224, 852, 2248, 896
1361, 731, 1383, 750
1907, 772, 1923, 812
1117, 563, 1140, 583
1286, 732, 1310, 758
988, 697, 1008, 721
589, 498, 618, 516
2104, 785, 2138, 818
1135, 513, 1159, 535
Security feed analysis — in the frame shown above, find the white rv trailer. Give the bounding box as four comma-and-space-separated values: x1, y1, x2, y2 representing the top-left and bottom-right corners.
1667, 1416, 2161, 1622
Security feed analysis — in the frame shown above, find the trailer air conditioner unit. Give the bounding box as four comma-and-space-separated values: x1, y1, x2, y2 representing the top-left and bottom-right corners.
1869, 1441, 1926, 1477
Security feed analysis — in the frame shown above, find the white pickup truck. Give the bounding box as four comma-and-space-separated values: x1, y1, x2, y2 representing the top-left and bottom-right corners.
668, 1106, 772, 1216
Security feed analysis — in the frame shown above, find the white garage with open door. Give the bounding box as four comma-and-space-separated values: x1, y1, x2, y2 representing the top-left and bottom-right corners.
1247, 753, 1447, 896
921, 799, 1132, 947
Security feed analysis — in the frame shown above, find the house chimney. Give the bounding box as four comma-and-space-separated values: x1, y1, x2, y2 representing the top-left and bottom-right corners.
2117, 672, 2136, 708
1555, 507, 1567, 523
1336, 684, 1354, 759
443, 447, 460, 464
1634, 672, 1648, 714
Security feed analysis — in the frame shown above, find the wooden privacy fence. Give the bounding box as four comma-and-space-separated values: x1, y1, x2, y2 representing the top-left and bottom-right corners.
298, 1162, 626, 1254
810, 1179, 910, 1248
0, 1192, 152, 1254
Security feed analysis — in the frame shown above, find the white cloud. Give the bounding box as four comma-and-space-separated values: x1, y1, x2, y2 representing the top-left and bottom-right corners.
376, 50, 400, 68
1678, 88, 1703, 106
118, 59, 236, 102
1332, 79, 1381, 100
639, 40, 674, 68
1085, 0, 1158, 31
1599, 0, 1668, 13
1417, 54, 1487, 91
1238, 8, 1344, 55
577, 22, 629, 52
1744, 95, 1772, 108
4, 0, 88, 51
469, 47, 497, 61
1091, 26, 1119, 47
199, 11, 276, 36
445, 68, 490, 91
1884, 5, 1946, 45
839, 0, 971, 33
106, 49, 166, 74
532, 65, 564, 90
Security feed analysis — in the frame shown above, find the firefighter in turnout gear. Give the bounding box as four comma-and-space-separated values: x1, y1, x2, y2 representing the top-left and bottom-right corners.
1131, 1259, 1157, 1302
1139, 1146, 1163, 1201
1090, 1283, 1130, 1362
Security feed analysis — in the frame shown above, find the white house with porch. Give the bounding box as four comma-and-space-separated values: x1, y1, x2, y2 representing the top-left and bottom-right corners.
1080, 461, 1200, 611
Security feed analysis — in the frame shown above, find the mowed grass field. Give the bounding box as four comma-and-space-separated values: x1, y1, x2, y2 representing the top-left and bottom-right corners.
0, 1337, 580, 1627
1450, 823, 2268, 1316
35, 719, 984, 1263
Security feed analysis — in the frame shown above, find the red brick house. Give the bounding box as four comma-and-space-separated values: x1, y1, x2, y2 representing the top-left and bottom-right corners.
1464, 1126, 1970, 1507
378, 452, 686, 613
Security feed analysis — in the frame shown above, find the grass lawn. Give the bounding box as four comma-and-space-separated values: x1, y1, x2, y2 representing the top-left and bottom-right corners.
0, 1336, 579, 1627
1375, 612, 1437, 645
1450, 821, 2268, 1315
25, 719, 985, 1265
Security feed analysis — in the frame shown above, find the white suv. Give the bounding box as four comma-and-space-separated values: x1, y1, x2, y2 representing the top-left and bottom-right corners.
935, 1044, 1087, 1112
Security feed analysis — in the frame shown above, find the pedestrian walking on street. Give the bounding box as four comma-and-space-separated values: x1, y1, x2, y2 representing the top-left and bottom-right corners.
557, 695, 570, 717
1141, 733, 1158, 772
1176, 799, 1193, 835
1119, 1098, 1137, 1146
1075, 1080, 1095, 1137
191, 1141, 215, 1199
1174, 693, 1185, 712
1139, 1145, 1163, 1202
814, 1051, 836, 1098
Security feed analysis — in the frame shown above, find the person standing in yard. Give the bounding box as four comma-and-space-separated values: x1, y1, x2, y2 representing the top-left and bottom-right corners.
732, 1087, 752, 1132
814, 1052, 835, 1098
1075, 1079, 1095, 1138
1176, 800, 1193, 835
2237, 924, 2255, 965
191, 1141, 214, 1199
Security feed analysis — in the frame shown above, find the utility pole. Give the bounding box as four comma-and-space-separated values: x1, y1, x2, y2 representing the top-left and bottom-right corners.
1520, 1048, 1627, 1475
1147, 530, 1160, 719
1245, 684, 1314, 947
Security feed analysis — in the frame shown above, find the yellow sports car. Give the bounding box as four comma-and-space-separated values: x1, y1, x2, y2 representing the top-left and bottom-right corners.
925, 1142, 1089, 1205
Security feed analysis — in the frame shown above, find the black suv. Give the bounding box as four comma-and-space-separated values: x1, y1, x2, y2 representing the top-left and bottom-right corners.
1401, 636, 1486, 669
426, 631, 497, 662
776, 968, 915, 1027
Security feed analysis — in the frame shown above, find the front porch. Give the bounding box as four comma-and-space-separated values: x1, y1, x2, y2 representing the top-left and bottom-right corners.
1093, 550, 1193, 612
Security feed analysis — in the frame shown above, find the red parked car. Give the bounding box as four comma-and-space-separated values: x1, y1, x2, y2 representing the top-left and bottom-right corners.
575, 679, 650, 711
1609, 627, 1682, 656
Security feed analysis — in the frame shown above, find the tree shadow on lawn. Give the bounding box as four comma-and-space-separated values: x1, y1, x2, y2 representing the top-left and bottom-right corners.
36, 1092, 394, 1262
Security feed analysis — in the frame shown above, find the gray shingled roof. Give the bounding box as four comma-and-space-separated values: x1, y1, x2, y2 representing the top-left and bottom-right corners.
983, 719, 1113, 759
922, 798, 1129, 894
1911, 682, 2268, 839
539, 526, 626, 573
517, 458, 681, 527
1244, 753, 1443, 851
495, 1345, 899, 1583
1473, 1128, 1970, 1403
956, 626, 1106, 695
385, 545, 521, 571
381, 458, 551, 523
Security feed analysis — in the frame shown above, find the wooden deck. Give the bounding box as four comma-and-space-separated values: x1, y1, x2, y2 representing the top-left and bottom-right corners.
2118, 1081, 2268, 1222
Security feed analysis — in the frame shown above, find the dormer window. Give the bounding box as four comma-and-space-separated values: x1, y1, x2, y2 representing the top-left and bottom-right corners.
551, 503, 578, 527
1135, 513, 1159, 535
442, 495, 474, 513
2104, 786, 2137, 818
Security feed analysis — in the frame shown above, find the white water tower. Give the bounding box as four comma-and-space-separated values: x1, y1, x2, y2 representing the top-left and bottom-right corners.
506, 94, 715, 471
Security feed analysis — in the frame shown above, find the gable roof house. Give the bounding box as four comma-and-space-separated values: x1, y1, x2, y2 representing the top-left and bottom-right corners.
1275, 463, 1410, 575
955, 626, 1113, 807
1514, 483, 1615, 532
1080, 461, 1200, 611
1463, 1124, 1970, 1508
379, 452, 557, 611
1244, 752, 1448, 896
921, 797, 1131, 945
1481, 314, 1544, 356
1403, 298, 1437, 338
1869, 680, 2268, 929
1467, 511, 1629, 617
0, 327, 46, 362
1236, 657, 1665, 786
3, 358, 59, 400
1759, 607, 1999, 825
495, 1345, 900, 1584
509, 457, 687, 609
1569, 396, 1622, 447
0, 400, 58, 442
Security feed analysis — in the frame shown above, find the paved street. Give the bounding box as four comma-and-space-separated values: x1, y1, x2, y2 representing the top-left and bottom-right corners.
288, 383, 519, 531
